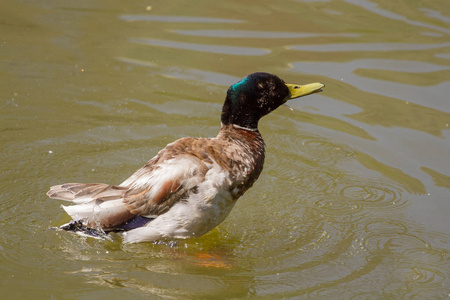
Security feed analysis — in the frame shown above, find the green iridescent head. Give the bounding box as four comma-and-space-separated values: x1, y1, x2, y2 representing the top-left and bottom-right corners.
221, 72, 324, 130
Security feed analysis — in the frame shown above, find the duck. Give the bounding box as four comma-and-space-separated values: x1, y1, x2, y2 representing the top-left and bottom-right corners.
47, 72, 324, 243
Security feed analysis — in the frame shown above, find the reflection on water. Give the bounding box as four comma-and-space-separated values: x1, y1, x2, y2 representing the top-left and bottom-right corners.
173, 29, 360, 39
240, 132, 449, 298
290, 42, 450, 51
130, 38, 271, 56
290, 60, 449, 135
115, 56, 241, 86
120, 15, 244, 23
420, 8, 450, 24
343, 0, 450, 34
1, 0, 449, 298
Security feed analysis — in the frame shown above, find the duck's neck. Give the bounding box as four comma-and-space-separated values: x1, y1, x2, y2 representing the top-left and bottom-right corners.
217, 124, 264, 146
217, 123, 265, 169
231, 124, 258, 132
216, 124, 266, 198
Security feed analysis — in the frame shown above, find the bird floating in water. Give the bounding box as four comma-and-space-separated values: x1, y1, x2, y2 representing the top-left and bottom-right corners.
47, 72, 324, 243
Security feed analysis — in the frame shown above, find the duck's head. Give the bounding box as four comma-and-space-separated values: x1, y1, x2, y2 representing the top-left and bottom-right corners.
221, 72, 324, 130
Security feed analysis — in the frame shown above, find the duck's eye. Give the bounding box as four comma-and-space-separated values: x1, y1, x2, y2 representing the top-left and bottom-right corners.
293, 86, 300, 89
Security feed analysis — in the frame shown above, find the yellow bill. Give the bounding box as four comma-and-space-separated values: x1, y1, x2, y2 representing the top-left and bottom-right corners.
285, 82, 325, 100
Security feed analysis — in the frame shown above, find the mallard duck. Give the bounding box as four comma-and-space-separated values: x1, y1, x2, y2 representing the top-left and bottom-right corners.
47, 72, 324, 243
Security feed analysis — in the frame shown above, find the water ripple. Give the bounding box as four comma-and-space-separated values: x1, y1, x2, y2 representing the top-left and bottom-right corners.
364, 218, 408, 235
130, 38, 270, 56
312, 196, 365, 223
343, 0, 450, 34
120, 15, 243, 23
289, 42, 450, 52
299, 136, 357, 165
237, 127, 449, 297
340, 182, 407, 209
173, 29, 359, 39
419, 8, 450, 24
290, 60, 450, 115
297, 168, 341, 193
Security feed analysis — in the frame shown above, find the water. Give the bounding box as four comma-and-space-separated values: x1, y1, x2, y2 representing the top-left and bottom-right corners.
1, 0, 449, 298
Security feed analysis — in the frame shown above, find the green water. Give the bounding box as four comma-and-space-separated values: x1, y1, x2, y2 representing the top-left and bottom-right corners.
1, 0, 449, 298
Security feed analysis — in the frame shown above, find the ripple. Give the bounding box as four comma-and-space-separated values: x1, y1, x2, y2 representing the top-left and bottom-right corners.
127, 98, 215, 116
419, 8, 450, 24
247, 227, 373, 297
120, 15, 243, 23
349, 292, 385, 299
160, 68, 240, 86
435, 53, 450, 59
299, 136, 357, 165
173, 29, 359, 39
410, 267, 446, 284
361, 227, 436, 259
290, 42, 450, 52
364, 218, 408, 235
267, 133, 357, 169
403, 248, 446, 264
313, 197, 365, 223
343, 0, 450, 34
297, 168, 341, 193
1, 143, 27, 160
385, 266, 448, 299
115, 56, 158, 68
340, 182, 407, 209
130, 38, 270, 56
115, 56, 241, 86
290, 59, 449, 117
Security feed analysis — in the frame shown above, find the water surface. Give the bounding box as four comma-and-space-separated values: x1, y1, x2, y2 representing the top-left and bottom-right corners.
1, 0, 449, 298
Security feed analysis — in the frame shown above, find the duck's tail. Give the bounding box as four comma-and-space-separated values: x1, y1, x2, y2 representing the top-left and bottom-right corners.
47, 183, 137, 231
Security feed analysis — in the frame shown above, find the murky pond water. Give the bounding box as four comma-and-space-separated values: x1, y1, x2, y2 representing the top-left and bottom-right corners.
1, 0, 449, 298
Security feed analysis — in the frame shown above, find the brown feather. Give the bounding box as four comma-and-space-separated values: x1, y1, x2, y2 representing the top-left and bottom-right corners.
47, 183, 128, 202
48, 124, 265, 230
122, 154, 209, 216
153, 180, 182, 205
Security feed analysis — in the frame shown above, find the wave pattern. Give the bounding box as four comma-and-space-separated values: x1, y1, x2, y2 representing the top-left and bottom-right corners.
222, 131, 450, 298
1, 0, 449, 298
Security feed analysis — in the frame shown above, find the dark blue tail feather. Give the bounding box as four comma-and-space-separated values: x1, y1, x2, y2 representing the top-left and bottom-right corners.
116, 215, 153, 230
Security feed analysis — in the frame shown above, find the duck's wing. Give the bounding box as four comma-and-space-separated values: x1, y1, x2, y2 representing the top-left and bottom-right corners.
47, 183, 128, 203
47, 183, 134, 229
121, 154, 210, 218
47, 152, 210, 230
